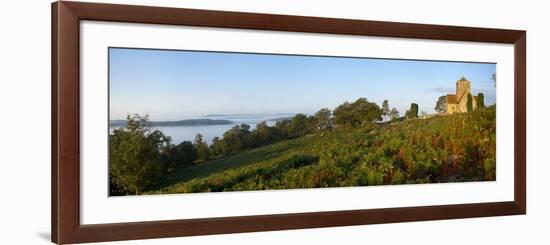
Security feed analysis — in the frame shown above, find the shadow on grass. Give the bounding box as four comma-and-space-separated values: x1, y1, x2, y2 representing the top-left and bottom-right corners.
151, 138, 310, 190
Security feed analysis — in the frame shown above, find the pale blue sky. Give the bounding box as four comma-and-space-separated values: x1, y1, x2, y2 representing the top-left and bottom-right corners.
109, 47, 496, 121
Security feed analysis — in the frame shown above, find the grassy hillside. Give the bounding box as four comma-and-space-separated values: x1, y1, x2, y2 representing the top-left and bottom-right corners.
148, 106, 496, 194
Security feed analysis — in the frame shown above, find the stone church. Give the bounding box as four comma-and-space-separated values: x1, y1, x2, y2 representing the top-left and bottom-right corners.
446, 77, 478, 114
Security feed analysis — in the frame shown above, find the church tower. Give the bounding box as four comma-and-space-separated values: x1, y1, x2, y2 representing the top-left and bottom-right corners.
446, 77, 477, 114
456, 77, 471, 100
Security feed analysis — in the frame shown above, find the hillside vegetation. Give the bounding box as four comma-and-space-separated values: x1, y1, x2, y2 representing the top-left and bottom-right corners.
148, 106, 496, 194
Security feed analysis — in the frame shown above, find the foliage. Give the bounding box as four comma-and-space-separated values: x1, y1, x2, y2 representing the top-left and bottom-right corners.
467, 94, 473, 112
477, 93, 485, 108
389, 108, 400, 121
314, 108, 333, 131
194, 134, 209, 161
209, 137, 224, 156
406, 103, 419, 119
220, 124, 252, 154
206, 98, 379, 158
288, 113, 314, 138
110, 98, 496, 196
435, 95, 447, 113
150, 106, 496, 194
163, 141, 197, 171
250, 121, 279, 147
333, 98, 382, 128
381, 100, 390, 121
109, 114, 171, 195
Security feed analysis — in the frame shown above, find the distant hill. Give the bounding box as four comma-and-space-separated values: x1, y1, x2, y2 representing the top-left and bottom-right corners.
203, 113, 294, 117
110, 118, 233, 127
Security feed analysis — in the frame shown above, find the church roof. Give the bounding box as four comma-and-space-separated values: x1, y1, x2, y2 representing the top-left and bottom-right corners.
459, 76, 469, 82
446, 94, 457, 104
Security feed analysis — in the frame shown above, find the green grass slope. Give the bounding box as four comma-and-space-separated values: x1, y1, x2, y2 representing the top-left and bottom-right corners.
149, 106, 496, 194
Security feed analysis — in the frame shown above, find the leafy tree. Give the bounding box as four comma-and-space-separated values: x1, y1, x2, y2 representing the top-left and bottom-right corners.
307, 115, 317, 132
222, 124, 252, 153
381, 100, 390, 121
250, 121, 279, 147
110, 114, 170, 195
209, 136, 224, 156
274, 119, 291, 139
477, 93, 485, 108
467, 94, 473, 112
333, 98, 382, 128
194, 133, 209, 161
164, 141, 197, 170
222, 126, 243, 153
314, 108, 333, 131
109, 174, 128, 196
406, 103, 418, 119
389, 108, 399, 121
435, 95, 447, 113
411, 103, 419, 117
288, 113, 312, 138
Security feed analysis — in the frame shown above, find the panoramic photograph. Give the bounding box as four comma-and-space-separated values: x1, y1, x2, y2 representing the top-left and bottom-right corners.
108, 47, 496, 196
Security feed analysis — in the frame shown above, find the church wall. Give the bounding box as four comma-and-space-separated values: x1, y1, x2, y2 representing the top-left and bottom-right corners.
445, 78, 478, 114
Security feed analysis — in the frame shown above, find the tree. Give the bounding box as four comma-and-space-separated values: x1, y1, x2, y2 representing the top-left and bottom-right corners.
194, 133, 209, 161
381, 100, 390, 121
477, 93, 485, 108
411, 103, 419, 117
406, 103, 418, 119
467, 93, 473, 112
288, 113, 312, 138
110, 114, 171, 195
314, 108, 333, 131
222, 124, 251, 153
274, 119, 291, 139
333, 98, 382, 128
164, 141, 197, 170
209, 136, 224, 157
389, 108, 400, 121
435, 95, 447, 113
250, 121, 278, 147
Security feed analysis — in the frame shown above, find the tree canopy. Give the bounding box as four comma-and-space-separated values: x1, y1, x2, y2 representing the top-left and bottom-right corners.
194, 133, 209, 161
390, 108, 400, 121
110, 114, 171, 195
333, 98, 382, 128
314, 108, 333, 131
406, 103, 419, 119
477, 93, 485, 108
435, 95, 447, 113
381, 100, 390, 121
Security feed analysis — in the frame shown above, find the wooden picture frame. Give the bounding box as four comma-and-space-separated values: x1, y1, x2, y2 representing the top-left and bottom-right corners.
51, 1, 526, 244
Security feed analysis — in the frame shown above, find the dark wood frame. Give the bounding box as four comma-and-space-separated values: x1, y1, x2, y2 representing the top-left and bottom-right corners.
52, 1, 526, 244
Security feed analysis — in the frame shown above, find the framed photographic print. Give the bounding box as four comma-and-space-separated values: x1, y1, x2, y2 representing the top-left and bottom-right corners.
52, 1, 526, 244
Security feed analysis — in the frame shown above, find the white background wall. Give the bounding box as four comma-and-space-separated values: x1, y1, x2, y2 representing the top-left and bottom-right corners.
0, 0, 547, 244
